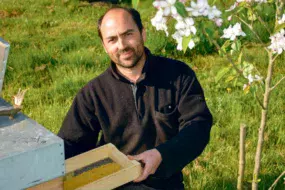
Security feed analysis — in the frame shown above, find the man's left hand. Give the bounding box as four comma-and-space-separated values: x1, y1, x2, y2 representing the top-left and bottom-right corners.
127, 149, 162, 183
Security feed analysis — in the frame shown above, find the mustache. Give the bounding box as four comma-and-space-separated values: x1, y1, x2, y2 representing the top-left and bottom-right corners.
117, 47, 134, 56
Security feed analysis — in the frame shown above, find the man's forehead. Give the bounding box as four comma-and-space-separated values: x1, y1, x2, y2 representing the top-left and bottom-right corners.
101, 9, 137, 37
102, 9, 132, 25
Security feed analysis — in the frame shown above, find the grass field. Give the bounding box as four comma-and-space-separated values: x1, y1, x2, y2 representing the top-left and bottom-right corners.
0, 0, 284, 189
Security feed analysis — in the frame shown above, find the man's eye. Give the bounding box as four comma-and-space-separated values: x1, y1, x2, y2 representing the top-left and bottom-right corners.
126, 33, 132, 36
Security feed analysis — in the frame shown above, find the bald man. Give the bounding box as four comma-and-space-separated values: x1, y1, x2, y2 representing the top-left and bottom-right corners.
58, 7, 213, 190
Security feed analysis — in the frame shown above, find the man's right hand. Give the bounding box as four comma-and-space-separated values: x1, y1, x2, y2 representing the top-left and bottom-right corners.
127, 149, 162, 183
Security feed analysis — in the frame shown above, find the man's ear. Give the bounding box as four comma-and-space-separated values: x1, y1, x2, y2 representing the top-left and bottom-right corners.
142, 28, 146, 42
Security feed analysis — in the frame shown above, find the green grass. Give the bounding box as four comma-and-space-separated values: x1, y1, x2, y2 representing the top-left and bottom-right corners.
1, 0, 284, 189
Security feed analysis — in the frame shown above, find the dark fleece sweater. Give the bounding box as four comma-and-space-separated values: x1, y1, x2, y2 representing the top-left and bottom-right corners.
58, 48, 213, 189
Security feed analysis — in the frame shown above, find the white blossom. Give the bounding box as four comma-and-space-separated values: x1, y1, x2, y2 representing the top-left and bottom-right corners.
221, 23, 246, 41
207, 6, 221, 19
151, 9, 169, 36
254, 0, 267, 3
172, 31, 195, 50
214, 18, 223, 27
153, 0, 177, 17
236, 0, 251, 2
172, 32, 183, 50
228, 15, 233, 21
188, 40, 195, 49
236, 0, 267, 3
268, 29, 285, 54
186, 0, 209, 17
243, 74, 263, 90
226, 3, 238, 12
175, 17, 197, 36
278, 14, 285, 25
172, 18, 196, 51
245, 74, 263, 84
186, 0, 222, 26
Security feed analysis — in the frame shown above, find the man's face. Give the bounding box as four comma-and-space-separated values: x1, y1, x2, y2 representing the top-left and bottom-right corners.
100, 9, 146, 69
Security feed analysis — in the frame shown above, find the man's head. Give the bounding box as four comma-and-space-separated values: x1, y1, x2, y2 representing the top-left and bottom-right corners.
97, 7, 146, 69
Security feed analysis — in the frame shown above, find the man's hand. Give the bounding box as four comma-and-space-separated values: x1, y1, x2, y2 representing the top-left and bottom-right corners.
127, 149, 162, 183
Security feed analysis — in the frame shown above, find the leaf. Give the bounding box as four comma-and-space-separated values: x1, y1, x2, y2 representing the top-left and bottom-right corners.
236, 6, 245, 14
247, 9, 257, 21
250, 85, 257, 96
182, 35, 192, 53
237, 52, 243, 65
205, 27, 214, 39
174, 2, 188, 18
225, 75, 235, 83
236, 40, 241, 51
221, 40, 231, 53
215, 67, 231, 83
218, 49, 224, 57
132, 0, 139, 9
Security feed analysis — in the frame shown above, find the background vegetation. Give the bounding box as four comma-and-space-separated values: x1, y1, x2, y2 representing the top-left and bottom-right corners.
0, 0, 284, 189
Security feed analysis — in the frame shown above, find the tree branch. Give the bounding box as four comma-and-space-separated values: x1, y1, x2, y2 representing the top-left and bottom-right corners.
257, 15, 271, 35
272, 54, 279, 63
268, 171, 285, 190
255, 93, 265, 110
270, 76, 285, 92
234, 15, 264, 44
202, 28, 243, 75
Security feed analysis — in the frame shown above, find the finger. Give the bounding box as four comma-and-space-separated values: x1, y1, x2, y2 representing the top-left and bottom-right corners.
127, 154, 144, 161
127, 155, 135, 160
133, 162, 152, 182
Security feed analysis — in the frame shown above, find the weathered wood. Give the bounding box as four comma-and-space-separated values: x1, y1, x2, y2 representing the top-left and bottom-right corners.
27, 143, 142, 190
27, 177, 63, 190
237, 124, 246, 190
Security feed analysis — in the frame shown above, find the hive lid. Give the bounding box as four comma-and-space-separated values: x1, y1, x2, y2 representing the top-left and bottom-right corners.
0, 98, 63, 160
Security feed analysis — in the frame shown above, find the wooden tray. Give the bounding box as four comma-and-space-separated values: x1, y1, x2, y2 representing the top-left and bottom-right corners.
28, 143, 142, 190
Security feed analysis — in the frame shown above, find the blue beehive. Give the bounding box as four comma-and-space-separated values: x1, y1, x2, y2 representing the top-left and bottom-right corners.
0, 38, 65, 190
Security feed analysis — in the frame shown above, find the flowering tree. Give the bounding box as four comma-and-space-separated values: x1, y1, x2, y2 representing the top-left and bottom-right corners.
150, 0, 285, 189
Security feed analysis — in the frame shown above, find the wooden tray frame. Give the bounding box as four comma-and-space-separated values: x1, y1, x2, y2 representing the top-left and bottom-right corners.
28, 143, 142, 190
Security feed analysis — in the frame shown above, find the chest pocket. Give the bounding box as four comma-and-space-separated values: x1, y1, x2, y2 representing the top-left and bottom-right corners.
154, 87, 179, 137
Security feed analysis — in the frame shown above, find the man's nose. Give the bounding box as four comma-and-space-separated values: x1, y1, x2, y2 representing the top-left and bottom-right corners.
117, 38, 127, 50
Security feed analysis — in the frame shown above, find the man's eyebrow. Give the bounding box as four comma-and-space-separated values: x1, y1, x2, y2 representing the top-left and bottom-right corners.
105, 29, 135, 40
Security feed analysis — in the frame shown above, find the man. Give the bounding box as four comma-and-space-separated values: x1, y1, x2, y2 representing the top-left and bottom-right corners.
58, 7, 212, 190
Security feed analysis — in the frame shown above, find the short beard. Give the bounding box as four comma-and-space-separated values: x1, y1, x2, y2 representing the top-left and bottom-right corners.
116, 39, 144, 69
117, 49, 143, 69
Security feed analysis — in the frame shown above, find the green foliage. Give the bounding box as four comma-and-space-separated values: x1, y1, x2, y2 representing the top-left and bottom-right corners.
132, 0, 139, 9
174, 1, 188, 18
182, 35, 192, 53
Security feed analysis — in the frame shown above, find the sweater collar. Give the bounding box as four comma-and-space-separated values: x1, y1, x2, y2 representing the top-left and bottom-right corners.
109, 47, 151, 84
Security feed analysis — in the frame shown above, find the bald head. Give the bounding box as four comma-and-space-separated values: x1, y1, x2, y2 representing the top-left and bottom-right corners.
97, 7, 143, 40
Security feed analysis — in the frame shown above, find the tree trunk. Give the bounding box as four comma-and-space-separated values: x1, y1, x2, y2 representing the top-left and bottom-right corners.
252, 52, 274, 190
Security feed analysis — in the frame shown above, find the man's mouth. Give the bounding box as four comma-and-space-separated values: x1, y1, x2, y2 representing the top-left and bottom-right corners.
119, 49, 133, 59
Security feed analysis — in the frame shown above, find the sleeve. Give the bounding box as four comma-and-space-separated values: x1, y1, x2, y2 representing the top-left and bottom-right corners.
58, 87, 101, 159
155, 68, 213, 178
